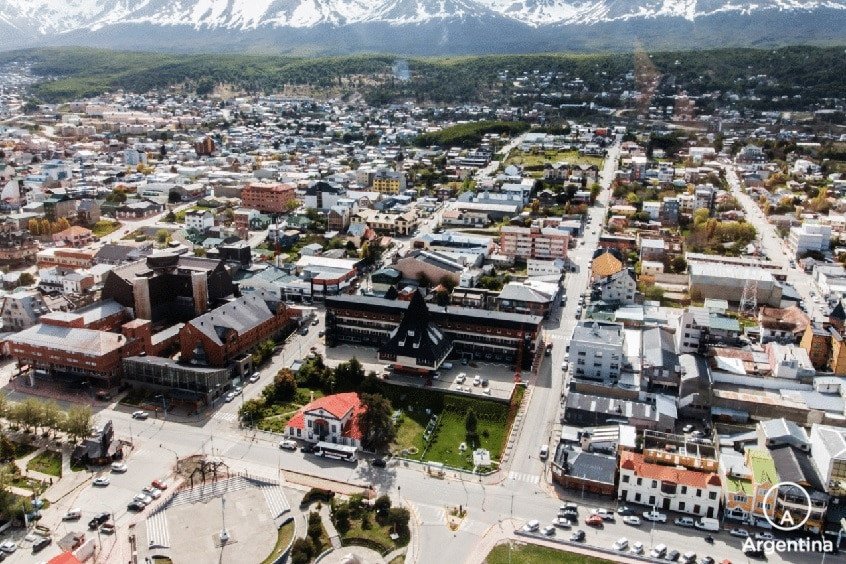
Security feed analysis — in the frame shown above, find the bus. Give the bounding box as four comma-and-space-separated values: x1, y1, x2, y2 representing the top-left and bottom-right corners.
313, 442, 357, 463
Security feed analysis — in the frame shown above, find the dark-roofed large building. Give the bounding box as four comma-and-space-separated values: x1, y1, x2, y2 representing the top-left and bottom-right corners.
102, 252, 236, 323
179, 295, 294, 368
379, 292, 452, 373
551, 443, 617, 496
325, 292, 542, 369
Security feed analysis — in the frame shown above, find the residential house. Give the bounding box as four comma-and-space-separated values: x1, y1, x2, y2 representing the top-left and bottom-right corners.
285, 392, 364, 448
52, 225, 93, 248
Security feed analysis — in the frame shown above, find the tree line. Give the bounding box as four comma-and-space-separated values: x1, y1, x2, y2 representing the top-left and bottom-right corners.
0, 395, 92, 443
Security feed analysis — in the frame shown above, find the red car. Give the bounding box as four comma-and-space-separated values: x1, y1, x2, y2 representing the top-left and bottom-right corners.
151, 480, 168, 490
585, 514, 603, 527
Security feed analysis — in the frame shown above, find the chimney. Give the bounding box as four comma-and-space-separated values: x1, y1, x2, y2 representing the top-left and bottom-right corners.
191, 271, 209, 316
133, 277, 152, 320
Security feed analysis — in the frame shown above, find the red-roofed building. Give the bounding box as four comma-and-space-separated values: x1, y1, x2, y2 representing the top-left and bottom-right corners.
618, 450, 722, 518
48, 552, 83, 564
285, 392, 364, 448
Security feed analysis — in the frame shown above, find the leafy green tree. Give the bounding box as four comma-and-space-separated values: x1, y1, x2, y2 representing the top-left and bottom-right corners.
334, 358, 364, 392
374, 494, 392, 515
270, 369, 297, 402
238, 398, 266, 426
63, 406, 92, 442
290, 538, 314, 564
17, 273, 35, 287
357, 393, 396, 453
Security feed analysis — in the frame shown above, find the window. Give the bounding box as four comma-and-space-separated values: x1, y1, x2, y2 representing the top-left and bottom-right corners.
680, 486, 687, 494
696, 489, 702, 497
709, 491, 717, 500
307, 420, 312, 428
636, 478, 642, 486
651, 480, 658, 488
678, 502, 685, 511
622, 475, 630, 483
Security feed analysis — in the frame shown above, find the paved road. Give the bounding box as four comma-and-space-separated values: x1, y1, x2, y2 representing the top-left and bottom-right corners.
725, 166, 828, 323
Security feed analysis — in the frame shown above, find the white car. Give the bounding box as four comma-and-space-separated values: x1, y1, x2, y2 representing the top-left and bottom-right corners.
643, 510, 667, 523
454, 373, 466, 384
622, 516, 641, 526
650, 544, 668, 559
0, 540, 16, 553
755, 532, 775, 541
248, 374, 260, 383
111, 462, 128, 473
279, 440, 297, 450
93, 477, 110, 487
142, 486, 161, 499
224, 392, 236, 403
134, 493, 153, 505
729, 528, 749, 538
233, 385, 243, 395
613, 538, 629, 551
131, 410, 149, 420
630, 541, 644, 555
473, 375, 481, 386
522, 519, 540, 532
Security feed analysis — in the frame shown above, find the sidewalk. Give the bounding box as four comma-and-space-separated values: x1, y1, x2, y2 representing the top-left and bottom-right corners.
318, 504, 342, 549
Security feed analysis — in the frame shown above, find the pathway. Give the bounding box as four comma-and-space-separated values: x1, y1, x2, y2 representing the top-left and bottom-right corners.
318, 504, 343, 549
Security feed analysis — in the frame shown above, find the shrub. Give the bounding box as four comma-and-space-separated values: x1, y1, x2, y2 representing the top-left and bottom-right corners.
290, 538, 314, 564
334, 506, 350, 533
374, 494, 392, 515
361, 513, 371, 530
301, 488, 334, 506
388, 507, 411, 536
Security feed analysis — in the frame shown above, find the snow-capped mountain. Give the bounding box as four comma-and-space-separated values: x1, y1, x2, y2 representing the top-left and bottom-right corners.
0, 0, 844, 53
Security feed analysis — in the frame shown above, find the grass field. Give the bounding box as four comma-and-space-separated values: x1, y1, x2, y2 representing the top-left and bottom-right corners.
393, 400, 509, 470
91, 220, 121, 237
485, 542, 615, 564
504, 149, 604, 169
26, 450, 62, 477
260, 521, 295, 564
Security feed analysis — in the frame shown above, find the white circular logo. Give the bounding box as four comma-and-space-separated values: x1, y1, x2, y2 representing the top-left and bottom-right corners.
761, 481, 812, 532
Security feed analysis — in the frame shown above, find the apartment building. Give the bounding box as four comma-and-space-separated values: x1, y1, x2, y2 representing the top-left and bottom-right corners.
240, 182, 297, 214
570, 321, 625, 382
499, 225, 569, 260
789, 222, 832, 257
371, 170, 407, 195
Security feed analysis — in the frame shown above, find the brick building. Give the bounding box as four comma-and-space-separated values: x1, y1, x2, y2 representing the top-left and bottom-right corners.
36, 248, 96, 270
179, 295, 294, 368
240, 182, 296, 214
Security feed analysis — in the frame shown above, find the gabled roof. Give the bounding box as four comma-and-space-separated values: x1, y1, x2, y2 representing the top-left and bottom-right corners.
287, 392, 364, 440
620, 451, 721, 489
591, 251, 623, 278
188, 295, 274, 346
380, 291, 451, 366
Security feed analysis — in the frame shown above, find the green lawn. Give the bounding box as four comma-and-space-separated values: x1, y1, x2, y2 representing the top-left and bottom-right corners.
485, 542, 615, 564
252, 388, 325, 432
26, 450, 62, 477
91, 220, 121, 237
505, 149, 604, 168
260, 520, 295, 564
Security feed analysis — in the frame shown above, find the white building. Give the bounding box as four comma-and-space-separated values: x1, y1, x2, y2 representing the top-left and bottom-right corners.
810, 424, 846, 498
789, 222, 832, 256
570, 321, 625, 382
527, 258, 566, 278
642, 200, 661, 220
184, 210, 214, 232
594, 269, 636, 304
618, 449, 722, 518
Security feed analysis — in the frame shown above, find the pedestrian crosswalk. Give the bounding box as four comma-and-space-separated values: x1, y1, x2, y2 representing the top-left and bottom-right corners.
213, 412, 238, 422
508, 471, 540, 484
146, 511, 170, 548
259, 483, 290, 518
168, 476, 251, 508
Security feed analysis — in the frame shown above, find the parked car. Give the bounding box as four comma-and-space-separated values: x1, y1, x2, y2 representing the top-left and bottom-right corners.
651, 544, 668, 559
473, 374, 481, 386
279, 440, 297, 450
700, 557, 714, 564
643, 510, 667, 523
0, 541, 16, 554
569, 529, 586, 542
552, 517, 571, 528
541, 525, 555, 536
151, 480, 168, 490
371, 458, 387, 468
613, 538, 629, 551
666, 549, 681, 562
99, 523, 116, 535
617, 506, 635, 516
630, 541, 644, 555
585, 514, 603, 527
127, 501, 145, 512
63, 509, 82, 520
682, 424, 694, 433
32, 537, 51, 553
729, 528, 749, 538
682, 551, 697, 564
674, 517, 695, 527
622, 516, 641, 526
744, 547, 766, 559
92, 477, 110, 487
233, 385, 243, 395
300, 444, 316, 454
88, 513, 110, 530
224, 392, 236, 403
522, 519, 540, 532
111, 462, 128, 473
131, 410, 149, 420
134, 494, 153, 505
539, 445, 549, 460
441, 362, 453, 370
754, 532, 775, 541
248, 373, 260, 383
454, 373, 466, 384
142, 487, 161, 499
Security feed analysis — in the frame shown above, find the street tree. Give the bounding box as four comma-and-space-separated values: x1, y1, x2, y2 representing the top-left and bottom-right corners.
334, 358, 364, 392
40, 401, 62, 438
356, 393, 395, 453
63, 406, 93, 442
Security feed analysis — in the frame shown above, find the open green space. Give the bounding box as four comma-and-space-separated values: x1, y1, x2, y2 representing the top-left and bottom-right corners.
10, 441, 38, 460
250, 388, 324, 433
485, 542, 615, 564
333, 495, 410, 556
260, 520, 295, 564
386, 384, 516, 470
26, 450, 62, 477
91, 220, 121, 237
505, 148, 604, 169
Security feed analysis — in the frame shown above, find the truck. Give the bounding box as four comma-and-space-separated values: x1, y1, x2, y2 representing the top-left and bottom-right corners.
695, 517, 720, 532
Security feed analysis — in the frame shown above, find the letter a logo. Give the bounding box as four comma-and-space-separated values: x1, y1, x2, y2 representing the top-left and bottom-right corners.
779, 511, 795, 527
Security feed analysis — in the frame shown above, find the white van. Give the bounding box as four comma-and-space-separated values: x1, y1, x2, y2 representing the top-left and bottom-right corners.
539, 445, 549, 460
695, 517, 720, 532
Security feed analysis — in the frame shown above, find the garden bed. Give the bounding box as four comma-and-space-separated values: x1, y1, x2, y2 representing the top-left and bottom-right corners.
26, 450, 62, 477
260, 520, 295, 564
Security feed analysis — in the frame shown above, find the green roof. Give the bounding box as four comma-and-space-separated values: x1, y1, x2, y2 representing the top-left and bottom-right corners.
726, 475, 754, 495
748, 448, 779, 485
708, 314, 741, 332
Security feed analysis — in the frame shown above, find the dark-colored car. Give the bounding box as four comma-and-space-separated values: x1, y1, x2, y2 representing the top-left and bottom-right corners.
666, 550, 681, 562
300, 444, 315, 454
616, 506, 635, 516
569, 529, 585, 542
32, 537, 51, 553
744, 548, 766, 559
371, 458, 386, 468
127, 501, 145, 512
88, 512, 110, 530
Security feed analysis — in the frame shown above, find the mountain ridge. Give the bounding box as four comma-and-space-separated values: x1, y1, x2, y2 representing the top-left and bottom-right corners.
1, 1, 845, 54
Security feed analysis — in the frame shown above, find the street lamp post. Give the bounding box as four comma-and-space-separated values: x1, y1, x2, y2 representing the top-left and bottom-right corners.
155, 394, 168, 420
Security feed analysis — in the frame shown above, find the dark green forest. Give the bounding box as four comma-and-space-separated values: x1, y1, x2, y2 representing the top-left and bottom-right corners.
2, 46, 844, 106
